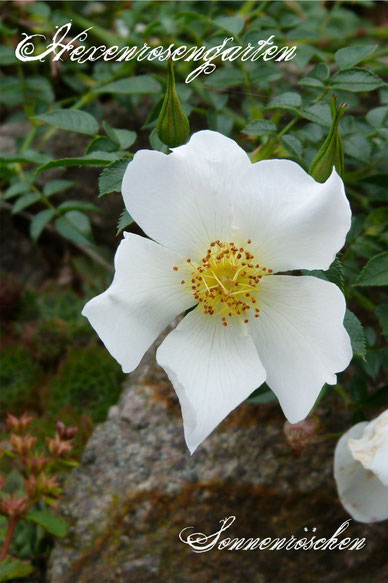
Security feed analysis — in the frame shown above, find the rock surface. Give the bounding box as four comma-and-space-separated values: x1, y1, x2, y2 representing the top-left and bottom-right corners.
47, 331, 388, 583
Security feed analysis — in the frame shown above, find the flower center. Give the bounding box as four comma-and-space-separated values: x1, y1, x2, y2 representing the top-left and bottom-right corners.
173, 240, 272, 326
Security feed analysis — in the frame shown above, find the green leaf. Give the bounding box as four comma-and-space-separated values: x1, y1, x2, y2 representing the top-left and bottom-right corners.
0, 76, 53, 106
302, 258, 344, 292
344, 309, 366, 359
365, 207, 388, 236
346, 215, 365, 245
0, 558, 34, 581
85, 136, 118, 154
55, 211, 93, 247
280, 134, 302, 158
103, 123, 137, 150
363, 347, 388, 379
344, 134, 371, 161
330, 68, 385, 92
310, 63, 330, 81
43, 179, 74, 197
26, 76, 54, 103
56, 458, 79, 468
149, 128, 169, 153
117, 209, 134, 234
0, 46, 18, 66
30, 208, 55, 242
325, 257, 345, 292
26, 509, 68, 537
335, 44, 377, 69
112, 129, 136, 150
292, 44, 322, 70
376, 304, 388, 336
4, 182, 31, 200
214, 16, 245, 35
96, 75, 161, 95
298, 76, 324, 88
265, 91, 302, 111
0, 150, 52, 165
366, 106, 388, 128
243, 120, 277, 136
99, 158, 129, 196
247, 383, 278, 404
206, 67, 244, 89
35, 110, 99, 136
0, 76, 21, 106
11, 192, 41, 214
58, 200, 102, 213
355, 252, 388, 286
301, 103, 332, 127
208, 111, 234, 136
35, 152, 119, 174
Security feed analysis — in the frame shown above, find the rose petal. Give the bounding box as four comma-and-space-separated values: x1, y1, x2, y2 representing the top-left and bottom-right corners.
248, 275, 352, 423
122, 130, 251, 258
156, 309, 266, 453
82, 233, 195, 373
334, 422, 388, 523
348, 409, 388, 486
234, 160, 351, 271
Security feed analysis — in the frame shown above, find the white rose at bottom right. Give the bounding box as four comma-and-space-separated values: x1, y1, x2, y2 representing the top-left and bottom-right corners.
334, 409, 388, 523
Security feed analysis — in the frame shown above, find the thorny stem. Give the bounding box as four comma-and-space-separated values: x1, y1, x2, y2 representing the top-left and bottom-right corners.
0, 517, 19, 562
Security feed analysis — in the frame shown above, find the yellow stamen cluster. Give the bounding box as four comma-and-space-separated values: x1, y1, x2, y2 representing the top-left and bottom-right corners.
173, 240, 272, 326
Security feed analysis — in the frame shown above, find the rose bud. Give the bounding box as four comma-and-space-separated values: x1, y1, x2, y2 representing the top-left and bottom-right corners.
157, 60, 190, 148
309, 95, 347, 183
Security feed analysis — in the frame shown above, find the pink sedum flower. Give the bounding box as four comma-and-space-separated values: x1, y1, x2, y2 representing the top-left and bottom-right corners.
82, 130, 352, 453
334, 409, 388, 523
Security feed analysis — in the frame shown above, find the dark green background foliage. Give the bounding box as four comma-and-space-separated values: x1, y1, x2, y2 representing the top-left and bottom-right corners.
1, 0, 387, 428
1, 0, 387, 471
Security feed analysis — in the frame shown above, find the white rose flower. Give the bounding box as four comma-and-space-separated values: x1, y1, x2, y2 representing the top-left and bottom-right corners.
334, 409, 388, 523
82, 130, 352, 453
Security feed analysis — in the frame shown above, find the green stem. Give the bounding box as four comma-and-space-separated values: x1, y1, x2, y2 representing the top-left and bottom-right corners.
0, 518, 19, 562
15, 165, 55, 212
64, 11, 121, 47
278, 116, 299, 139
321, 432, 343, 440
334, 384, 353, 406
20, 126, 39, 154
313, 88, 330, 103
352, 290, 375, 311
251, 115, 300, 162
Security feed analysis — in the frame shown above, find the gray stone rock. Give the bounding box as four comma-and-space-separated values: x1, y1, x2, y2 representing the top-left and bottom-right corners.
47, 330, 388, 583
